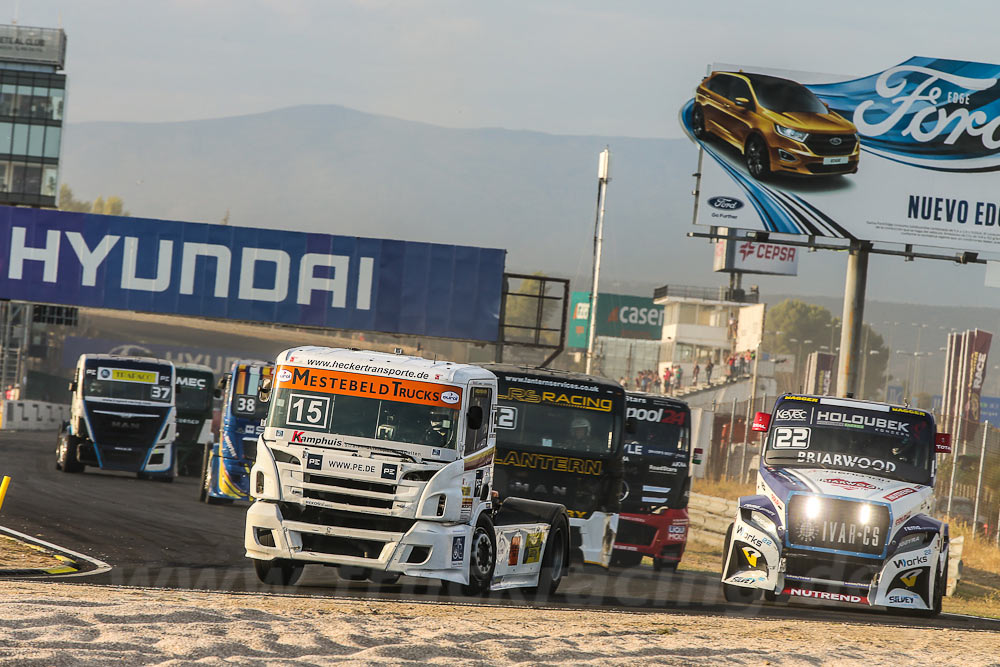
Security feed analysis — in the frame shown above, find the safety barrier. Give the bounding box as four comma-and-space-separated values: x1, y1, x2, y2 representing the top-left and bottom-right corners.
688, 492, 964, 596
0, 401, 70, 431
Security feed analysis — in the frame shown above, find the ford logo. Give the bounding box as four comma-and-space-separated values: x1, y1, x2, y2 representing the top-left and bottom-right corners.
707, 196, 744, 211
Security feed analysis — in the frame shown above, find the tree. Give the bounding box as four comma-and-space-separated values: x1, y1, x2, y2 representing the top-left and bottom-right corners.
58, 183, 130, 216
764, 299, 888, 398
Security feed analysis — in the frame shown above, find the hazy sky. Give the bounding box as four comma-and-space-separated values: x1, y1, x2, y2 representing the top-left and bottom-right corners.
15, 0, 1000, 312
16, 0, 1000, 135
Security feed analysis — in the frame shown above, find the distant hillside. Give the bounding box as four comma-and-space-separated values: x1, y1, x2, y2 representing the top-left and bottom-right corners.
59, 104, 1000, 313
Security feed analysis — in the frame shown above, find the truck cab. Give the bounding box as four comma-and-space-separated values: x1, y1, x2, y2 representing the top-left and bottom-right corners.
58, 354, 178, 479
200, 360, 272, 504
721, 394, 951, 616
173, 362, 215, 477
245, 347, 570, 595
482, 364, 626, 568
614, 393, 693, 571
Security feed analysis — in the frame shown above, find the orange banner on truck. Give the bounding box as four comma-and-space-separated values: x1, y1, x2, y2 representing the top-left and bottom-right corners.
274, 366, 462, 410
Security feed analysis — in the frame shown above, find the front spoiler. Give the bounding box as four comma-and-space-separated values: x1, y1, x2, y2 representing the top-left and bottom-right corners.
722, 515, 944, 611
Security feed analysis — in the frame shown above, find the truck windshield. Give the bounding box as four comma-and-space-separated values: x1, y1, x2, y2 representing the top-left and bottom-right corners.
83, 365, 173, 403
176, 372, 213, 412
763, 401, 934, 486
628, 410, 690, 456
496, 402, 616, 456
232, 366, 271, 420
267, 387, 459, 449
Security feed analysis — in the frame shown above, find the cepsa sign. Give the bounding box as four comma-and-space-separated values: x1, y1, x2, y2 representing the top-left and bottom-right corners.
713, 233, 799, 276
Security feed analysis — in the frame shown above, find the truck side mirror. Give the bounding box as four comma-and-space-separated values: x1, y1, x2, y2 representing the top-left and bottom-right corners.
466, 405, 483, 430
625, 416, 637, 434
751, 411, 771, 432
935, 433, 952, 453
258, 377, 272, 403
68, 380, 77, 392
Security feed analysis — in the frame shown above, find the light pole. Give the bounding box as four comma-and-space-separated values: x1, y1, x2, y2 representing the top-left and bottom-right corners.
585, 147, 611, 375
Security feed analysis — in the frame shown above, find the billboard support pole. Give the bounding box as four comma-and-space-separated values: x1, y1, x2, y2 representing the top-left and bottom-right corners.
836, 240, 871, 398
586, 148, 611, 375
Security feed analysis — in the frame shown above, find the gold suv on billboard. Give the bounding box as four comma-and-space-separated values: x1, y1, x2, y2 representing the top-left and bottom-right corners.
692, 71, 860, 179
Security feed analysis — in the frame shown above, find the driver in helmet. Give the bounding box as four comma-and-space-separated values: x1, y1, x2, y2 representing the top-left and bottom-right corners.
422, 408, 453, 447
569, 416, 591, 448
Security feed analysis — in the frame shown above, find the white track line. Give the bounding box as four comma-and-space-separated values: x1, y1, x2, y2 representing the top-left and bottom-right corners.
0, 525, 112, 578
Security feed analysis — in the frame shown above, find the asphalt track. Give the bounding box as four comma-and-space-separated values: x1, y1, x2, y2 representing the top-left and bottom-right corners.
2, 431, 998, 632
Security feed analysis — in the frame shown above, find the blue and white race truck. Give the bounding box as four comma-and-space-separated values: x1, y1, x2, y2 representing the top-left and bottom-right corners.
58, 354, 178, 480
200, 360, 272, 504
721, 394, 952, 616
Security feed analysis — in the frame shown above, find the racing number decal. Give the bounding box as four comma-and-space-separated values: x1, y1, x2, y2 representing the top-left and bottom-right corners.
496, 405, 518, 429
772, 427, 810, 449
150, 385, 172, 400
286, 393, 330, 428
235, 396, 256, 413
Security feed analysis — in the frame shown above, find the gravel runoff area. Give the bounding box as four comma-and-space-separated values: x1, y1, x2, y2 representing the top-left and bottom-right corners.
1, 580, 999, 666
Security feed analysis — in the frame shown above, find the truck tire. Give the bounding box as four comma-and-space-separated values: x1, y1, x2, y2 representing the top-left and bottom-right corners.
202, 445, 233, 505
198, 443, 211, 501
534, 514, 568, 597
58, 434, 84, 474
909, 564, 944, 618
721, 523, 760, 604
253, 558, 303, 586
460, 514, 496, 596
653, 557, 680, 573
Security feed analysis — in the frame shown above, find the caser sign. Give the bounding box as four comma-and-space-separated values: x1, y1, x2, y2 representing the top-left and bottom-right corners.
0, 207, 505, 341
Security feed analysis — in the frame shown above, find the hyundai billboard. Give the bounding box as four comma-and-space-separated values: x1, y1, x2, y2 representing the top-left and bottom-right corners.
684, 58, 1000, 255
0, 207, 505, 342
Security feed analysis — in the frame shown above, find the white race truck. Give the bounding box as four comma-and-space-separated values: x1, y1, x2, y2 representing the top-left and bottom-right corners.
245, 346, 571, 595
721, 394, 953, 616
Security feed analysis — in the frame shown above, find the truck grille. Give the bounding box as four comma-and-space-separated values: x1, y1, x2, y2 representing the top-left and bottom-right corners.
616, 518, 657, 546
300, 533, 386, 559
279, 503, 416, 534
301, 488, 394, 509
786, 496, 889, 557
304, 473, 396, 495
97, 446, 148, 470
804, 134, 857, 156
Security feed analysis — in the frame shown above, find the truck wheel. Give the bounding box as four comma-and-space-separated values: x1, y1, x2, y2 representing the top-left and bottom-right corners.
910, 565, 944, 617
198, 443, 211, 501
463, 514, 497, 595
253, 558, 303, 586
721, 523, 760, 604
764, 589, 789, 603
58, 435, 84, 473
611, 550, 643, 568
534, 514, 568, 597
338, 566, 371, 581
653, 557, 680, 573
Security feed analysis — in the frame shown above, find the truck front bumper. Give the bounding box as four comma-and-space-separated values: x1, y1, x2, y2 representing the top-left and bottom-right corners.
245, 501, 473, 584
614, 508, 689, 562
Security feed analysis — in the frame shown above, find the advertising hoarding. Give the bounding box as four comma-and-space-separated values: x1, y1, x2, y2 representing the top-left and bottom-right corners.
0, 25, 66, 67
567, 292, 664, 348
684, 58, 1000, 255
734, 303, 765, 353
942, 328, 993, 444
0, 207, 505, 342
712, 232, 799, 275
804, 351, 837, 396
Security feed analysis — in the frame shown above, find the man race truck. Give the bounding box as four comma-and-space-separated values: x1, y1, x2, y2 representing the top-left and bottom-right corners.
482, 364, 626, 568
174, 363, 215, 477
613, 393, 694, 571
57, 354, 178, 480
200, 360, 272, 504
245, 347, 570, 594
721, 393, 952, 616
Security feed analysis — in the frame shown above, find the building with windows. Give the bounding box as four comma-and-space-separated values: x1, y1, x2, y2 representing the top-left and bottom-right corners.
0, 25, 67, 207
653, 284, 760, 385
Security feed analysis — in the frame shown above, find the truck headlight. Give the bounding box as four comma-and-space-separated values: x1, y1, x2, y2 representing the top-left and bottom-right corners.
775, 124, 809, 142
